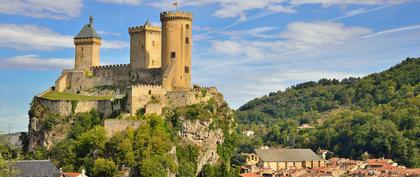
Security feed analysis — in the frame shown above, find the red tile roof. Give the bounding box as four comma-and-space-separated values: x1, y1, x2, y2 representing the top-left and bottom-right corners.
63, 172, 81, 177
239, 173, 263, 177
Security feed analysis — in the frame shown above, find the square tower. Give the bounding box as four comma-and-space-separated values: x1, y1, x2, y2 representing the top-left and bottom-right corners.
129, 21, 162, 69
74, 16, 101, 70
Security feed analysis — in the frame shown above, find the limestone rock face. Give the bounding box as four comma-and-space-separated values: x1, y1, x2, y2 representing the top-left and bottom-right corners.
179, 119, 224, 174
25, 98, 72, 152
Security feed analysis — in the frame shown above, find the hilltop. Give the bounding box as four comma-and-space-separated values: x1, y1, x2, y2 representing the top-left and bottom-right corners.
237, 58, 420, 167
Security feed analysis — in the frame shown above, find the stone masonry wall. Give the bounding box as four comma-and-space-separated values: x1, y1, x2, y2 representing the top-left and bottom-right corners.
62, 64, 163, 93
127, 84, 167, 115
33, 97, 118, 118
104, 119, 143, 138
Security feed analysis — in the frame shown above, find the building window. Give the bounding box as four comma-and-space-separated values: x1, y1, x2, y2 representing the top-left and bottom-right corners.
186, 24, 190, 29
148, 90, 152, 95
152, 60, 154, 65
185, 66, 189, 73
152, 41, 155, 46
141, 45, 144, 50
185, 37, 189, 44
171, 52, 176, 59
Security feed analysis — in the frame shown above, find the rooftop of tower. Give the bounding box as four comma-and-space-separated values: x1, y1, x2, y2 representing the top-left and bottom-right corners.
128, 20, 161, 33
75, 15, 101, 39
160, 11, 193, 21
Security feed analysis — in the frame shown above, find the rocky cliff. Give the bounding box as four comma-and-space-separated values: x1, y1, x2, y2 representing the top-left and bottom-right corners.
24, 88, 237, 176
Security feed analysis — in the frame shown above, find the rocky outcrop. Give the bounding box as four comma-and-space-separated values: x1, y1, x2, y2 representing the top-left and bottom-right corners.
179, 119, 224, 174
26, 98, 71, 151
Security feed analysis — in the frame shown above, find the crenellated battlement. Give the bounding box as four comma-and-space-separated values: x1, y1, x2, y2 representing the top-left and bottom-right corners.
160, 11, 193, 21
91, 64, 130, 69
130, 84, 163, 89
128, 24, 161, 34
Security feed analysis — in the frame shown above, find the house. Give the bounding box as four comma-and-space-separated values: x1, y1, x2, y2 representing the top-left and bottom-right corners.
62, 169, 88, 177
8, 160, 62, 177
255, 148, 325, 171
242, 153, 260, 166
317, 149, 331, 160
239, 173, 263, 177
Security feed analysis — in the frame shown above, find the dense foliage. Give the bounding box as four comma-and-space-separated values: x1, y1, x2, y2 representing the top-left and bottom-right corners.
0, 137, 19, 177
237, 58, 420, 167
28, 97, 238, 177
34, 111, 175, 177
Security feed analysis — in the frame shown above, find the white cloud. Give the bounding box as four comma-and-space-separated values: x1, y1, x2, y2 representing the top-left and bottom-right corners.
290, 0, 408, 6
363, 24, 420, 38
0, 0, 83, 19
222, 27, 277, 39
329, 4, 395, 22
97, 30, 121, 36
0, 55, 73, 70
0, 24, 129, 50
150, 0, 295, 20
150, 0, 412, 21
197, 21, 420, 108
210, 21, 371, 59
102, 40, 130, 49
96, 0, 142, 5
210, 40, 265, 59
279, 21, 371, 50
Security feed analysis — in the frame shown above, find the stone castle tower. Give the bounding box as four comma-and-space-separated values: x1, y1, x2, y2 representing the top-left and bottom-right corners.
129, 21, 162, 69
74, 16, 101, 70
160, 12, 193, 91
50, 11, 216, 117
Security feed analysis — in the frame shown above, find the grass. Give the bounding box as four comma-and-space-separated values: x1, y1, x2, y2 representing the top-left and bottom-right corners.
40, 91, 114, 101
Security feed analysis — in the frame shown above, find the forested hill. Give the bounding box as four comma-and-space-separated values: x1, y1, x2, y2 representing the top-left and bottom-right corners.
236, 57, 419, 167
238, 57, 419, 123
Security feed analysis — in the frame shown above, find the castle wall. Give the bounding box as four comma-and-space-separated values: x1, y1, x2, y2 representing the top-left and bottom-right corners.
166, 87, 219, 107
55, 73, 67, 92
92, 64, 131, 87
145, 103, 163, 115
127, 85, 166, 115
34, 97, 118, 118
104, 119, 143, 138
62, 65, 162, 93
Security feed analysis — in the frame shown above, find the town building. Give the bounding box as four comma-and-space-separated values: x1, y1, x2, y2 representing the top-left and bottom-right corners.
8, 160, 62, 177
241, 157, 420, 177
255, 148, 325, 171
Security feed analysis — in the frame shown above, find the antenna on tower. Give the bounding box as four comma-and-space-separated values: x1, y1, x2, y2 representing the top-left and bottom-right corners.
89, 15, 93, 26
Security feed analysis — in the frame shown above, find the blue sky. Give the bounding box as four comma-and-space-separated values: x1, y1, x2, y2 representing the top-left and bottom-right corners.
0, 0, 419, 133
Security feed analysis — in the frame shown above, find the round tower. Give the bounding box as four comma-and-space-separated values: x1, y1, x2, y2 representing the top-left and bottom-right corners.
160, 11, 193, 91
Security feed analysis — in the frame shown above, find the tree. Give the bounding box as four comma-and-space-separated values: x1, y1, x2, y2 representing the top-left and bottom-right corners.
0, 158, 19, 177
92, 158, 117, 177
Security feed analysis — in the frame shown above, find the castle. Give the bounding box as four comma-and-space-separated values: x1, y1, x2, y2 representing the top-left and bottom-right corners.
44, 11, 217, 116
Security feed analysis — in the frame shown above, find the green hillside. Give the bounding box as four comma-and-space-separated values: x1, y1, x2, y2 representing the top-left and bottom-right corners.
237, 58, 420, 167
